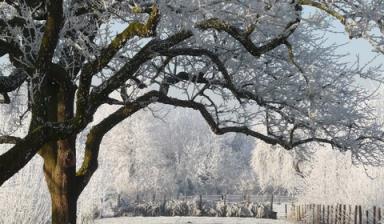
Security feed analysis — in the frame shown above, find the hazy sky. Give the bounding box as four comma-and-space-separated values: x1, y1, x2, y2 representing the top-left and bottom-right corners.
303, 7, 384, 92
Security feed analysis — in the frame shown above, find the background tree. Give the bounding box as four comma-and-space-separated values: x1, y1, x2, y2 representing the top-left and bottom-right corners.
113, 108, 257, 196
0, 0, 383, 223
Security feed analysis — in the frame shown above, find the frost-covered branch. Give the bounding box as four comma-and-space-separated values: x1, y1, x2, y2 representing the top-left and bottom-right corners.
196, 17, 300, 58
152, 91, 343, 150
0, 69, 28, 104
87, 30, 193, 111
0, 135, 21, 144
298, 0, 346, 24
75, 90, 160, 196
76, 4, 160, 117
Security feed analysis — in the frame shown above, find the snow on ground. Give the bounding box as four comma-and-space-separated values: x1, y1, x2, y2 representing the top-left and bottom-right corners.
95, 217, 292, 224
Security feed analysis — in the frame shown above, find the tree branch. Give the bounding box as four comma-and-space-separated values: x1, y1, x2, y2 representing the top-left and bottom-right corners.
0, 68, 28, 104
0, 121, 78, 186
75, 90, 160, 196
35, 0, 64, 71
76, 4, 160, 118
153, 92, 349, 150
0, 40, 16, 58
0, 135, 22, 144
196, 17, 300, 58
298, 0, 346, 25
86, 30, 193, 113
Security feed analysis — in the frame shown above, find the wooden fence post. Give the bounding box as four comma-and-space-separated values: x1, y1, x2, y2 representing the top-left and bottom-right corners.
302, 205, 304, 221
305, 204, 308, 221
312, 204, 316, 224
224, 194, 227, 217
340, 204, 343, 224
301, 204, 303, 221
348, 205, 352, 224
322, 205, 325, 224
161, 194, 167, 216
336, 204, 339, 224
374, 206, 377, 224
366, 210, 369, 224
343, 204, 346, 224
378, 207, 381, 223
285, 204, 288, 219
297, 205, 302, 221
297, 204, 299, 221
359, 206, 362, 224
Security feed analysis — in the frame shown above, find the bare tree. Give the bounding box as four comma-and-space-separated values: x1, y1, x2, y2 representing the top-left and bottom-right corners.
0, 0, 383, 223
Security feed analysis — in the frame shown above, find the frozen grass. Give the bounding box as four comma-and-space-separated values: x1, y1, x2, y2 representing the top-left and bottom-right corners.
94, 217, 292, 224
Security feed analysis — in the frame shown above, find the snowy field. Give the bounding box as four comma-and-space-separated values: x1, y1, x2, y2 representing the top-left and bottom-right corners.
95, 217, 292, 224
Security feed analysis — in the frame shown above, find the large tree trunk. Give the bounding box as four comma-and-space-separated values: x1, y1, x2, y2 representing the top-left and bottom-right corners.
43, 138, 78, 224
50, 191, 77, 224
33, 68, 79, 224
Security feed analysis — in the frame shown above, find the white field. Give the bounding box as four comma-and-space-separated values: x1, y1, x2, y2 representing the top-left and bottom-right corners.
95, 217, 292, 224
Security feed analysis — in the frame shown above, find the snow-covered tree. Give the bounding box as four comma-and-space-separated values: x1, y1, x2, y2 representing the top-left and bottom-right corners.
251, 141, 303, 193
97, 107, 257, 196
252, 89, 384, 205
0, 0, 383, 223
287, 145, 384, 206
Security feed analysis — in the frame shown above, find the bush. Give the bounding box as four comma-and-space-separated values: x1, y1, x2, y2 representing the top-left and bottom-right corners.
94, 196, 274, 219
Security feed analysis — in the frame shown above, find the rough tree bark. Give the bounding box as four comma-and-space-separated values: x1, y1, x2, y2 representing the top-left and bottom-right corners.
34, 68, 78, 223
43, 139, 78, 224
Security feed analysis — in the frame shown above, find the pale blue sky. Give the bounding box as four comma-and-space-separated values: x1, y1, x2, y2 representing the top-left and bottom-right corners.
303, 7, 384, 91
303, 7, 384, 64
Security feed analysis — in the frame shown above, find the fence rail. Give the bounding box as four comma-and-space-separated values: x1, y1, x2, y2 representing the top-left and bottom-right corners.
131, 193, 295, 204
290, 204, 383, 224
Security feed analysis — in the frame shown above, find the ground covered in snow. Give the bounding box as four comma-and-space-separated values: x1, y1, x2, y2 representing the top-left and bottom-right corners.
95, 217, 292, 224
